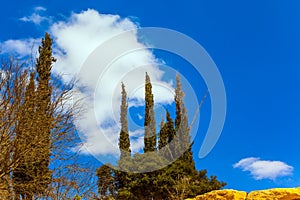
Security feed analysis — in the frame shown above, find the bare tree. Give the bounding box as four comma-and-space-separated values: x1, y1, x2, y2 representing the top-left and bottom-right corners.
0, 59, 33, 199
0, 34, 97, 199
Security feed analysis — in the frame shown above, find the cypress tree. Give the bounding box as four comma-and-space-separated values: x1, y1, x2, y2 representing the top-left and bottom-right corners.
119, 83, 131, 159
97, 74, 226, 199
175, 74, 184, 130
174, 74, 195, 169
158, 118, 167, 150
34, 32, 56, 194
143, 73, 156, 153
158, 111, 175, 161
179, 107, 194, 167
165, 111, 176, 156
116, 83, 132, 193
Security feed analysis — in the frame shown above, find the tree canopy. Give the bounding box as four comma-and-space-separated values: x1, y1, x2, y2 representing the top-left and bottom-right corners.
96, 73, 226, 200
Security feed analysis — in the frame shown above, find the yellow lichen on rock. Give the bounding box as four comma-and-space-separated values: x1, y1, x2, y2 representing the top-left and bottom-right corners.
186, 189, 247, 200
186, 187, 300, 200
247, 187, 300, 200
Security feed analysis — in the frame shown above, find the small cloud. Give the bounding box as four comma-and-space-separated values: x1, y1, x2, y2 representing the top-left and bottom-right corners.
19, 6, 48, 25
233, 157, 294, 181
137, 113, 143, 120
0, 38, 39, 57
129, 129, 144, 153
34, 6, 46, 12
20, 13, 47, 25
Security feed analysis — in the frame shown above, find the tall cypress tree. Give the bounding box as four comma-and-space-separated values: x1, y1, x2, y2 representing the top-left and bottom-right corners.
98, 74, 226, 199
34, 32, 56, 195
116, 83, 132, 194
175, 74, 184, 130
143, 73, 156, 153
173, 74, 196, 178
119, 83, 131, 159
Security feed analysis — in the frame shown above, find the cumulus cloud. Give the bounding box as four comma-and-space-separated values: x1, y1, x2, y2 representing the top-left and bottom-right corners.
49, 9, 174, 157
233, 157, 294, 180
0, 38, 39, 57
0, 9, 175, 160
19, 6, 48, 25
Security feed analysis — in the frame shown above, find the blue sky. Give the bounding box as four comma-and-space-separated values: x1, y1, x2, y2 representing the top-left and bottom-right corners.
1, 0, 300, 192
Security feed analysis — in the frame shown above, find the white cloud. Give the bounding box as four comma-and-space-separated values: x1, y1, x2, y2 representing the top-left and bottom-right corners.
0, 9, 175, 160
34, 6, 46, 12
137, 113, 143, 120
129, 129, 144, 154
20, 14, 47, 25
0, 38, 39, 57
49, 9, 174, 158
20, 6, 48, 25
233, 157, 294, 180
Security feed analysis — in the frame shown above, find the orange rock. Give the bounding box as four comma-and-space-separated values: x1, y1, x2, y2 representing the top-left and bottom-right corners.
247, 188, 300, 200
186, 189, 247, 200
187, 188, 300, 200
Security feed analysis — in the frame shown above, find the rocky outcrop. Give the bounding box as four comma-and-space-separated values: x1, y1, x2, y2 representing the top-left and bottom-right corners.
247, 188, 300, 200
186, 188, 300, 200
186, 189, 247, 200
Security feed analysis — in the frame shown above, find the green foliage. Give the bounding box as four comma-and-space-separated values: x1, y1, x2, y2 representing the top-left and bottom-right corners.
12, 33, 55, 198
117, 83, 131, 193
158, 111, 176, 162
34, 32, 54, 194
36, 32, 56, 84
96, 165, 116, 199
144, 73, 156, 153
73, 194, 82, 200
96, 73, 226, 199
175, 74, 184, 130
119, 83, 131, 159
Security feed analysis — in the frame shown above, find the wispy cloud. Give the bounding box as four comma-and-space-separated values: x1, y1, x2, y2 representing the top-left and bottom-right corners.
19, 6, 48, 25
233, 157, 294, 181
34, 6, 46, 12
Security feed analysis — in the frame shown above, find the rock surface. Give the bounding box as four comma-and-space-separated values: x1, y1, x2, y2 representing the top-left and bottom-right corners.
247, 188, 300, 200
186, 188, 300, 200
186, 189, 247, 200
